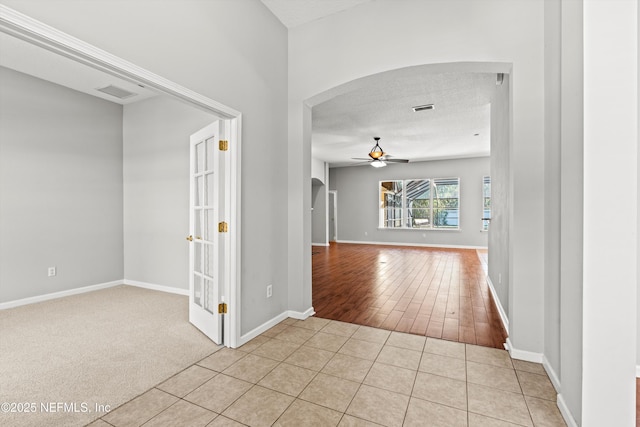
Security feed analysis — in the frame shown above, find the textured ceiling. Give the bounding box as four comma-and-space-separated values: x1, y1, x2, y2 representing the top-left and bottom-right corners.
312, 72, 498, 167
261, 0, 371, 28
0, 32, 158, 105
258, 1, 498, 167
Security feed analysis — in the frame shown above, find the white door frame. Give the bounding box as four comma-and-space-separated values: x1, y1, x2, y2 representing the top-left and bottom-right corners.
0, 5, 243, 348
328, 190, 337, 242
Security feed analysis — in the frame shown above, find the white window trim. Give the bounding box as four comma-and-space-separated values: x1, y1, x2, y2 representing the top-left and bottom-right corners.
379, 177, 461, 231
481, 175, 491, 232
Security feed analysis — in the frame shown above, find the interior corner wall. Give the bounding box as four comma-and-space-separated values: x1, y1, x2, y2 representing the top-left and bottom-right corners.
331, 157, 489, 248
1, 0, 289, 335
123, 96, 216, 290
559, 0, 584, 423
289, 0, 546, 354
0, 66, 123, 302
488, 74, 510, 317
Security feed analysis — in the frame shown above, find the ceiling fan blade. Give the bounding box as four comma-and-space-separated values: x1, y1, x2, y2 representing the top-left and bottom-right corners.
385, 159, 409, 163
351, 157, 373, 161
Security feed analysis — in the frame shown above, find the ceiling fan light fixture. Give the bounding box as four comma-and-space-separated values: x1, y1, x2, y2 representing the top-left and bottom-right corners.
369, 136, 385, 160
371, 159, 386, 168
369, 150, 384, 159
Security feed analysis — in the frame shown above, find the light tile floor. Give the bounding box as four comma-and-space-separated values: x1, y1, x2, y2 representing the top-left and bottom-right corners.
88, 318, 566, 427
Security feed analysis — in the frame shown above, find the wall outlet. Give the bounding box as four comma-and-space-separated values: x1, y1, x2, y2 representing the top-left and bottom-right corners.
266, 285, 272, 298
364, 231, 368, 236
48, 267, 56, 277
499, 273, 502, 284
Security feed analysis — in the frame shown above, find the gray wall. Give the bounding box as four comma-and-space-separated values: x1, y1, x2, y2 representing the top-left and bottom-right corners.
543, 0, 562, 395
558, 1, 584, 422
123, 96, 215, 289
0, 67, 124, 302
3, 0, 289, 336
329, 157, 489, 248
488, 75, 510, 317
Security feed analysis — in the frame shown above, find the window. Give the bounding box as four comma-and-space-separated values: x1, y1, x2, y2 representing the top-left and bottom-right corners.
380, 178, 460, 229
379, 181, 403, 228
482, 176, 491, 231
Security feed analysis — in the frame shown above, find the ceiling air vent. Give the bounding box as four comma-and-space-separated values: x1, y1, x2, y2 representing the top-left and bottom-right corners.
412, 104, 435, 112
96, 85, 137, 99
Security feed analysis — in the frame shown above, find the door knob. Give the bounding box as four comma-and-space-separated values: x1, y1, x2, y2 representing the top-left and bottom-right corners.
186, 235, 193, 241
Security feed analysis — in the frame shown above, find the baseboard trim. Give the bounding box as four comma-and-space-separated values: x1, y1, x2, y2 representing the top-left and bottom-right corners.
237, 307, 316, 348
542, 355, 562, 393
557, 393, 579, 427
0, 280, 123, 310
486, 276, 509, 334
123, 279, 189, 296
636, 365, 640, 378
287, 307, 316, 320
311, 243, 330, 247
335, 240, 487, 250
505, 338, 544, 363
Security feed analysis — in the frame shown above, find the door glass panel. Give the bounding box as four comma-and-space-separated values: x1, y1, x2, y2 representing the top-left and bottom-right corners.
206, 138, 215, 171
203, 278, 214, 314
205, 173, 214, 206
195, 210, 203, 241
204, 209, 214, 241
196, 142, 205, 173
193, 274, 202, 306
204, 244, 214, 277
194, 241, 202, 274
195, 176, 203, 207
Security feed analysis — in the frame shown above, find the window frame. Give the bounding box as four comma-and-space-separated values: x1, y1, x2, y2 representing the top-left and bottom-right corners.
482, 176, 491, 231
379, 177, 461, 231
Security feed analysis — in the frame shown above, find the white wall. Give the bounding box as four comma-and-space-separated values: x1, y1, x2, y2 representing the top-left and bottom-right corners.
311, 157, 325, 183
0, 67, 123, 302
288, 0, 545, 355
582, 1, 637, 424
123, 96, 215, 289
3, 0, 289, 336
329, 158, 489, 248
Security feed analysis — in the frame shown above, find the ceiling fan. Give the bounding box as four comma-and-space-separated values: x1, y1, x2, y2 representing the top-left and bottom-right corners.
352, 137, 409, 168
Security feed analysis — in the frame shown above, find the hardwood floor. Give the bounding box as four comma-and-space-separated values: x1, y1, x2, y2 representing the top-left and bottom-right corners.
312, 243, 507, 349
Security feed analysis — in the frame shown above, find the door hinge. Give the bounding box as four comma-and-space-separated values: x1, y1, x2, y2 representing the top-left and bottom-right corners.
218, 221, 228, 233
218, 302, 227, 314
219, 140, 229, 151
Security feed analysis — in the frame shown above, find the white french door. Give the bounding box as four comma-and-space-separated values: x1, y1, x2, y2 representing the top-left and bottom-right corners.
188, 120, 230, 344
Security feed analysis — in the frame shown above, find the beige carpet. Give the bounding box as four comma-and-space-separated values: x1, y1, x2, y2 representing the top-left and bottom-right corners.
0, 285, 220, 427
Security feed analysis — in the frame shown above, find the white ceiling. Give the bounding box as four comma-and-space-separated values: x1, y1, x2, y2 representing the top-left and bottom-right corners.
0, 32, 158, 105
261, 0, 497, 167
312, 71, 497, 167
261, 0, 371, 28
